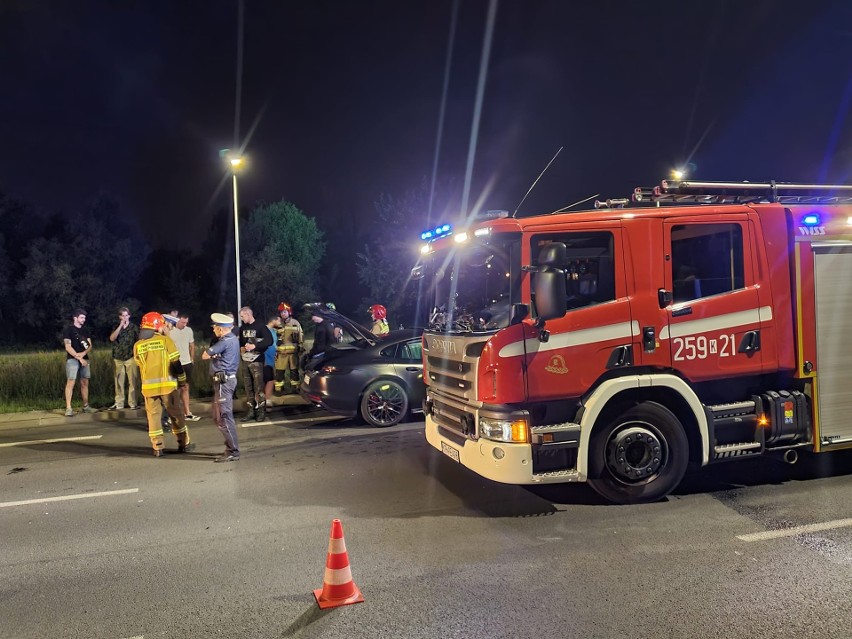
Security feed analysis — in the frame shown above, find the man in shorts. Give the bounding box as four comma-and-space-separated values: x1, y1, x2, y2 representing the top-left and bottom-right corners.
63, 308, 96, 416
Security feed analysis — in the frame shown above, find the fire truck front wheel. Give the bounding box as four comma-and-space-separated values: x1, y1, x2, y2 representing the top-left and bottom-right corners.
588, 401, 689, 504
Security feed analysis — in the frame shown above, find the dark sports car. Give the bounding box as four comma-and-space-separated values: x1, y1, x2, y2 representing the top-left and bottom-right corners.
300, 305, 424, 427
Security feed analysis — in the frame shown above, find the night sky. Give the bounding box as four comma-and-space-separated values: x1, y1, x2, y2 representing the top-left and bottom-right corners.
2, 0, 850, 254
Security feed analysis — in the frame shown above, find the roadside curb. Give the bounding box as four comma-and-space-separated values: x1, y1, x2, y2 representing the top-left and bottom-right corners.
0, 394, 311, 431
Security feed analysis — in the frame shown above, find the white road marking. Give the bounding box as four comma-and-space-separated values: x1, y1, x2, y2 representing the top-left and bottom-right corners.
0, 488, 139, 509
737, 517, 852, 542
0, 435, 103, 448
241, 414, 345, 428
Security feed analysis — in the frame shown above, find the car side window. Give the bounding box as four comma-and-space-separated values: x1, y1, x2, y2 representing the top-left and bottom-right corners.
399, 341, 422, 362
379, 345, 397, 358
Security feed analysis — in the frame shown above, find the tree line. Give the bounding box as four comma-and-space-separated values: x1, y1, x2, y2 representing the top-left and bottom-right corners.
0, 179, 447, 348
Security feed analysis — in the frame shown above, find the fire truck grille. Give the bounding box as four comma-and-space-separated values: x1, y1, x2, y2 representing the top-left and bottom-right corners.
427, 356, 472, 375
430, 397, 475, 439
423, 335, 483, 402
428, 371, 471, 392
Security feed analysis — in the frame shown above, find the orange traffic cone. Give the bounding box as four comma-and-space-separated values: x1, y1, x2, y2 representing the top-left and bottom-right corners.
313, 518, 365, 609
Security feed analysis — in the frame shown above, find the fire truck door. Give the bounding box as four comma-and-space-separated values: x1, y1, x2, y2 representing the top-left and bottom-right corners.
662, 219, 764, 383
525, 228, 630, 399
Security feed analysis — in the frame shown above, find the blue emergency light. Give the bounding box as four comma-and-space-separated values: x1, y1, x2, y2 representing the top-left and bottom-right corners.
420, 223, 452, 241
801, 213, 821, 226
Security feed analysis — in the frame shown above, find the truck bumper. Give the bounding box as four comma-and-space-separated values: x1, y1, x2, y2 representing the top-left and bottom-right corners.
425, 414, 581, 485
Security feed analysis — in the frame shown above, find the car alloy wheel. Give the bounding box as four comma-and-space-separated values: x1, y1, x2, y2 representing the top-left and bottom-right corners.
360, 379, 409, 427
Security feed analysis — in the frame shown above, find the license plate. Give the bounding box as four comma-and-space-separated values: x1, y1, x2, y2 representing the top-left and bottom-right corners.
303, 374, 310, 385
440, 441, 460, 463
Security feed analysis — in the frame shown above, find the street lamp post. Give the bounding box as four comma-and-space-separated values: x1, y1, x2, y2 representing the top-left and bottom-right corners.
220, 150, 245, 319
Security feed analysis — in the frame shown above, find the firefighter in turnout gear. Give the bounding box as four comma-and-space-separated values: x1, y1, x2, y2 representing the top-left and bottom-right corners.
134, 312, 194, 457
274, 302, 304, 394
369, 304, 389, 336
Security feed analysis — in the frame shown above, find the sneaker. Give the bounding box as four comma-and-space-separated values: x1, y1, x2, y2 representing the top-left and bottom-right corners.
82, 405, 97, 414
128, 405, 138, 410
214, 453, 240, 463
177, 442, 197, 454
185, 414, 201, 422
64, 408, 75, 417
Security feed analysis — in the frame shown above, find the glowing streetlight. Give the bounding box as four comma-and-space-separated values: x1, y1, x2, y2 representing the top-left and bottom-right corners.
220, 149, 245, 318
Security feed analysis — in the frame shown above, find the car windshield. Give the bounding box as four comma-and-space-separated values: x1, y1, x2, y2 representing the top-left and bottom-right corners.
416, 234, 521, 333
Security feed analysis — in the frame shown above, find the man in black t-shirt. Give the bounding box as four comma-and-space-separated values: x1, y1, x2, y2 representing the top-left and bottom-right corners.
238, 306, 273, 422
62, 308, 96, 416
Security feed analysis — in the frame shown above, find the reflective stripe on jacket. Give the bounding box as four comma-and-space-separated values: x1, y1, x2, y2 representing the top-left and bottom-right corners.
134, 334, 181, 397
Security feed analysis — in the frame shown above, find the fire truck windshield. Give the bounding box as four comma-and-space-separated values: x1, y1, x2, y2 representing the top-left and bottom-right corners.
420, 235, 521, 333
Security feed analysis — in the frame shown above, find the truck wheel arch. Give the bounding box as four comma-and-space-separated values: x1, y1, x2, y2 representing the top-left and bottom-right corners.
576, 374, 709, 479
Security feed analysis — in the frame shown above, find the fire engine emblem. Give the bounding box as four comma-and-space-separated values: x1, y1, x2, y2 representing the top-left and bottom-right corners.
544, 354, 569, 374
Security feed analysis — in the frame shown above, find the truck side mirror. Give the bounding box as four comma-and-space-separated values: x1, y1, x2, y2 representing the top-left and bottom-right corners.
536, 269, 567, 320
534, 241, 568, 322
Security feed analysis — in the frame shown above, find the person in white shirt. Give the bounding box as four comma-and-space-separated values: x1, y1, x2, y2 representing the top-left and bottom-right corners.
168, 310, 199, 421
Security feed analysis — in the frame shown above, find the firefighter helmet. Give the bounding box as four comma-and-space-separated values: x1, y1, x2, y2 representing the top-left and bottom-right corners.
278, 302, 292, 315
140, 312, 166, 331
369, 304, 387, 320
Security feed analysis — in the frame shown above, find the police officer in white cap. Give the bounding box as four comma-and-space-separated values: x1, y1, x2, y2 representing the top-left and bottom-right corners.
202, 312, 241, 462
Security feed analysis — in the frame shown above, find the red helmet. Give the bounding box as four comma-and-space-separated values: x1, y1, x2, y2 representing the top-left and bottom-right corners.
369, 304, 387, 320
278, 302, 292, 315
140, 312, 166, 331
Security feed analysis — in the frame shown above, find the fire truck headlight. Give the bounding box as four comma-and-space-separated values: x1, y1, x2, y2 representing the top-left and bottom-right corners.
479, 417, 529, 443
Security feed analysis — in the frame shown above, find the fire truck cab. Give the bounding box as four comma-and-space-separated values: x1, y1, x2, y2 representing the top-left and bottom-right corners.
418, 180, 852, 503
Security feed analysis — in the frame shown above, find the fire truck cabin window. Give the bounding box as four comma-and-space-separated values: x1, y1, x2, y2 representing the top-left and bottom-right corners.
671, 223, 744, 303
532, 231, 615, 311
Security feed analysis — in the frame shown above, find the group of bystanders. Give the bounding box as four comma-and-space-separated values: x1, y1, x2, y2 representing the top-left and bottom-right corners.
59, 299, 387, 461
63, 307, 200, 421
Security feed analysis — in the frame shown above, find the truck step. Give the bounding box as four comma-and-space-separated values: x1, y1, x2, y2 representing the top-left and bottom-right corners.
531, 422, 581, 434
532, 469, 580, 482
707, 400, 756, 417
714, 441, 761, 459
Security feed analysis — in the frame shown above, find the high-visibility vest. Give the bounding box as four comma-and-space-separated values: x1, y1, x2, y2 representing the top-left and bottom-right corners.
134, 334, 181, 397
371, 319, 389, 336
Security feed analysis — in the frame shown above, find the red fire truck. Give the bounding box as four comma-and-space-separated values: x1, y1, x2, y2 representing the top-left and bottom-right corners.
416, 179, 852, 503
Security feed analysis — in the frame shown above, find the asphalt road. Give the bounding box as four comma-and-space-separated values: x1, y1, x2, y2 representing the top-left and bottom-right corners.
2, 407, 852, 639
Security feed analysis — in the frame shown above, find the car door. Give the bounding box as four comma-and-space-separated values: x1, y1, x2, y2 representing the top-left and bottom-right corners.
393, 339, 425, 406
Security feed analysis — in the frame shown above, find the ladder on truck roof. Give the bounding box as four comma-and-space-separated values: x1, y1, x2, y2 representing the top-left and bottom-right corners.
616, 180, 852, 207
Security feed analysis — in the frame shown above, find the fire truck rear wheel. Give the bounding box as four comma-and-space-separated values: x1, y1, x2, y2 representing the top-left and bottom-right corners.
588, 401, 689, 504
